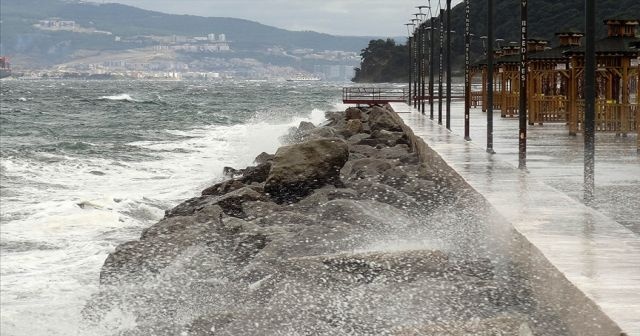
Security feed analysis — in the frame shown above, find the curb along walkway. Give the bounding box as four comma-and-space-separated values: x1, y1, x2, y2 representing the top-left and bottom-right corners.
392, 103, 640, 335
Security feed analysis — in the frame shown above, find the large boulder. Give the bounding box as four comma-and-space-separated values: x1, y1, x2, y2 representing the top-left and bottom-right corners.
240, 162, 272, 184
265, 138, 349, 203
368, 106, 403, 132
345, 107, 364, 121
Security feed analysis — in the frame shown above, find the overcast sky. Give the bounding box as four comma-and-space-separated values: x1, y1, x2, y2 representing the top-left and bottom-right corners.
106, 0, 464, 37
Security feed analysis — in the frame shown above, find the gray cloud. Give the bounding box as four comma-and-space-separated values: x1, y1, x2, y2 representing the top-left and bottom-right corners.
104, 0, 463, 36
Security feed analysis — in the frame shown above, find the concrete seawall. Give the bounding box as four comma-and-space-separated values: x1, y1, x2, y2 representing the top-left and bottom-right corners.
391, 103, 638, 336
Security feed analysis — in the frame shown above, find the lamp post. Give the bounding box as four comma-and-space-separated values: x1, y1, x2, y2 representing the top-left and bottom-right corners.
405, 23, 415, 105
584, 0, 596, 202
464, 0, 472, 141
418, 6, 430, 115
414, 13, 426, 114
412, 18, 421, 109
486, 0, 495, 154
518, 0, 528, 169
438, 8, 445, 125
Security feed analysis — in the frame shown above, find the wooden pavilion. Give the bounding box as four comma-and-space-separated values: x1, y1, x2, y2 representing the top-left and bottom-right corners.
496, 40, 548, 118
564, 19, 639, 136
527, 31, 583, 124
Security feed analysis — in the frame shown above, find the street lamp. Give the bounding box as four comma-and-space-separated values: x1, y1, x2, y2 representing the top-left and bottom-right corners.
412, 18, 421, 108
405, 23, 415, 105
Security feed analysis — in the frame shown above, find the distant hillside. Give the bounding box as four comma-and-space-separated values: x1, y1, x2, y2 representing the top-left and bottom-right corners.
354, 0, 640, 82
448, 0, 640, 68
0, 0, 373, 66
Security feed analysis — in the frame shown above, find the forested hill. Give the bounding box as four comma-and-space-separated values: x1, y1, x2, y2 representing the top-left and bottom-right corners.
354, 0, 640, 82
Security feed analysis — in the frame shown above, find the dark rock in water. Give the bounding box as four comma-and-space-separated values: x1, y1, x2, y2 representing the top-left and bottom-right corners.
254, 152, 275, 165
345, 107, 364, 121
240, 162, 271, 184
265, 138, 349, 203
201, 179, 245, 197
100, 214, 218, 285
89, 170, 106, 176
368, 106, 403, 132
297, 121, 316, 133
222, 166, 244, 178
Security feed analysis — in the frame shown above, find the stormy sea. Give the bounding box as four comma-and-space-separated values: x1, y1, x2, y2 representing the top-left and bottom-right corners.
0, 80, 340, 335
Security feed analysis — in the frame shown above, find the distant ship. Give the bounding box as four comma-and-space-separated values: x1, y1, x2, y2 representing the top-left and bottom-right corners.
286, 75, 321, 82
0, 57, 12, 79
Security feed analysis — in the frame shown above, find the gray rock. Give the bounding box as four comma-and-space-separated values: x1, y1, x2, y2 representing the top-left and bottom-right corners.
370, 129, 409, 147
347, 133, 370, 144
216, 187, 269, 217
325, 111, 347, 128
222, 166, 244, 178
368, 106, 403, 132
265, 138, 349, 203
240, 162, 271, 184
254, 152, 275, 165
201, 179, 245, 197
297, 121, 316, 133
341, 158, 396, 180
343, 119, 363, 138
345, 107, 364, 121
301, 126, 338, 141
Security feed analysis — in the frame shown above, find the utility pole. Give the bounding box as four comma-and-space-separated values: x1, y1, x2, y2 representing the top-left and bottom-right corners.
518, 0, 528, 168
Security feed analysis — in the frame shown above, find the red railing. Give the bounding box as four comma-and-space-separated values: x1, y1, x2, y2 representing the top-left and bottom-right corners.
342, 87, 409, 105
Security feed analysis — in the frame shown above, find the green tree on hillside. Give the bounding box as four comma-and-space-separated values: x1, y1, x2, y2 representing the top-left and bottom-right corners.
353, 39, 409, 83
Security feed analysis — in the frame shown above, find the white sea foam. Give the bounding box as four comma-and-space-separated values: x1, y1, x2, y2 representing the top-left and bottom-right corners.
98, 94, 137, 102
0, 106, 333, 336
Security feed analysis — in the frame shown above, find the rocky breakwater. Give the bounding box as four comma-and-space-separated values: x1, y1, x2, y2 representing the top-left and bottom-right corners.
85, 106, 568, 335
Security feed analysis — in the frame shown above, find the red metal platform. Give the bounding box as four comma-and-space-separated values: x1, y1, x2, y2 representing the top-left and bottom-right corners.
342, 87, 408, 105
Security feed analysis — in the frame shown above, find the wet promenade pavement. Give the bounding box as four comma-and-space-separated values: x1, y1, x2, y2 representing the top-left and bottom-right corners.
392, 102, 640, 335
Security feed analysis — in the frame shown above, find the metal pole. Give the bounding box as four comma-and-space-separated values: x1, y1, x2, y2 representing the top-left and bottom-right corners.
439, 10, 445, 125
413, 24, 420, 109
416, 27, 422, 112
518, 0, 528, 168
464, 0, 471, 141
584, 0, 596, 202
430, 17, 436, 120
486, 0, 495, 154
420, 24, 427, 114
446, 0, 452, 130
408, 35, 413, 105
